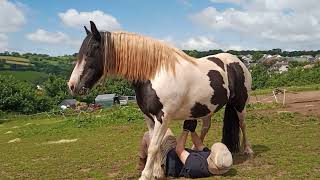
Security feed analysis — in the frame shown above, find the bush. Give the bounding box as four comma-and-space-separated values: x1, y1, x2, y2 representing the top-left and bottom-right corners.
0, 75, 54, 114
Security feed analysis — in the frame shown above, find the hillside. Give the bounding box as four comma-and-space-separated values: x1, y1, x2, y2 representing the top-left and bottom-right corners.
0, 52, 74, 78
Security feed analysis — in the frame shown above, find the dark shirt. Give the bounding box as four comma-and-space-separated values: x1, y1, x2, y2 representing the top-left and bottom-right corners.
165, 147, 212, 178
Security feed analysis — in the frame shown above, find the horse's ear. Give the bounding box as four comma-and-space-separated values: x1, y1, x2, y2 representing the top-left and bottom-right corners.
84, 26, 91, 35
90, 21, 101, 41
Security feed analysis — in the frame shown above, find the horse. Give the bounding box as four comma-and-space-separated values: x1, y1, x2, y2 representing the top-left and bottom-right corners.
68, 21, 253, 179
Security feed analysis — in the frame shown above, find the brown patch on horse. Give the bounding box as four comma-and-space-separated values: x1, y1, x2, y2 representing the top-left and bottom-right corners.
226, 62, 248, 112
207, 70, 228, 112
190, 102, 211, 118
208, 57, 225, 71
133, 80, 164, 123
103, 32, 196, 81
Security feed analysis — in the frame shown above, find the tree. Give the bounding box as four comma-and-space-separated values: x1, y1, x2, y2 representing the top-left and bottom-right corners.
42, 75, 71, 104
251, 64, 269, 89
252, 52, 263, 62
0, 75, 54, 114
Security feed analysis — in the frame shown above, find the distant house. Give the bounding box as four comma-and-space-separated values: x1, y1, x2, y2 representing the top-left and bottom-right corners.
60, 99, 77, 109
239, 54, 253, 67
95, 94, 116, 108
271, 61, 289, 74
288, 56, 311, 62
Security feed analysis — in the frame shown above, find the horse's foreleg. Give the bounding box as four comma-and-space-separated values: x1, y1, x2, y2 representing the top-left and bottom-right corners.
237, 108, 253, 155
140, 116, 169, 180
144, 115, 155, 136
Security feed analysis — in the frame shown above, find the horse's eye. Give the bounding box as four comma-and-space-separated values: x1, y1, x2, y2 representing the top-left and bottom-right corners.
93, 44, 100, 49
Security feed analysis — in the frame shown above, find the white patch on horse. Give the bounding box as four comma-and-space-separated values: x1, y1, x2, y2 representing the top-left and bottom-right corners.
43, 139, 78, 145
69, 58, 86, 87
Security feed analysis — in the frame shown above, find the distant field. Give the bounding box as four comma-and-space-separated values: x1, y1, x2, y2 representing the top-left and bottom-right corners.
0, 56, 30, 63
0, 104, 319, 179
0, 71, 48, 82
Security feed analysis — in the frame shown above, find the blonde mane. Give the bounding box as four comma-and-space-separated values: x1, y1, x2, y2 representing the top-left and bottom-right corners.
103, 32, 196, 81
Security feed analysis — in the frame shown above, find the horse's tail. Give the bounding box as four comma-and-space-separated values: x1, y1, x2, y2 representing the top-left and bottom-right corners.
222, 103, 240, 153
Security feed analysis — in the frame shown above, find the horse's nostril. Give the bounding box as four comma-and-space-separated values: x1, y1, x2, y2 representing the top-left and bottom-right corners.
70, 84, 75, 91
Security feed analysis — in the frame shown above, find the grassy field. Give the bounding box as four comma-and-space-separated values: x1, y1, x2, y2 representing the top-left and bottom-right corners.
0, 104, 319, 179
0, 71, 48, 82
0, 56, 31, 66
0, 56, 30, 63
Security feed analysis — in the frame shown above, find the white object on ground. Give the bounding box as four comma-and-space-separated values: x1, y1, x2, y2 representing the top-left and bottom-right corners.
8, 138, 21, 143
61, 105, 67, 110
4, 131, 13, 134
43, 139, 78, 144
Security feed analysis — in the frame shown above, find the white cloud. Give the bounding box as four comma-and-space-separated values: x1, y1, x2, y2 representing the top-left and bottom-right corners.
0, 33, 8, 51
26, 29, 81, 47
58, 9, 121, 31
209, 0, 241, 4
191, 0, 320, 49
0, 0, 26, 33
161, 35, 259, 51
180, 36, 220, 50
161, 36, 219, 50
26, 29, 69, 44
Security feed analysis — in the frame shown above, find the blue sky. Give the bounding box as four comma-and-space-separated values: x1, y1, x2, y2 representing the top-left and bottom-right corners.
1, 0, 320, 56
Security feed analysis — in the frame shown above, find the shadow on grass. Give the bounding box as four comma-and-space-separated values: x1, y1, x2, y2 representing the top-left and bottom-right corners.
222, 167, 238, 177
0, 119, 11, 124
233, 144, 270, 165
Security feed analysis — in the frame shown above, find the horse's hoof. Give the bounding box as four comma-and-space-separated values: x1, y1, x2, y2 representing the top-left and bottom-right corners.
138, 176, 147, 180
139, 172, 153, 180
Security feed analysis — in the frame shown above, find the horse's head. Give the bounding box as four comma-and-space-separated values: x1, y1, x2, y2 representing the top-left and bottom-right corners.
68, 21, 104, 96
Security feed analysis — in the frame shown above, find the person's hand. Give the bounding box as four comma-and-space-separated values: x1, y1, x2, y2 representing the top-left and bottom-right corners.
183, 120, 197, 132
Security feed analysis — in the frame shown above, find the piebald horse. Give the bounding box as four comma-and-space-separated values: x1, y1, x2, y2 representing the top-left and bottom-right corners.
68, 21, 253, 179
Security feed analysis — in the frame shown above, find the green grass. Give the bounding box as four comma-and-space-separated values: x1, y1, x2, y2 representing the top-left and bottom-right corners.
0, 71, 48, 82
0, 104, 319, 179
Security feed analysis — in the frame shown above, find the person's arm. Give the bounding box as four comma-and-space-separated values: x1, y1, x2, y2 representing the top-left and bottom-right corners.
175, 130, 190, 164
191, 132, 206, 151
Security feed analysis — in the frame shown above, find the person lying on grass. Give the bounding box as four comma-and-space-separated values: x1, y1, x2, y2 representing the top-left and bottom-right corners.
137, 120, 233, 178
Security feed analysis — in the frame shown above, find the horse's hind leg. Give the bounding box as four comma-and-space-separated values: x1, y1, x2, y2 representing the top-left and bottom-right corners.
199, 115, 211, 141
191, 115, 211, 150
237, 108, 253, 155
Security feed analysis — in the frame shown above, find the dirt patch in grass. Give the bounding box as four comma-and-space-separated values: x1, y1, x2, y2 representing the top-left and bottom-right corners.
251, 90, 320, 115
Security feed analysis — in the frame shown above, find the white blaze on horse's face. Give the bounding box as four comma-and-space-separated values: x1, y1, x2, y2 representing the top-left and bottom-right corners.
68, 57, 87, 95
68, 22, 104, 96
